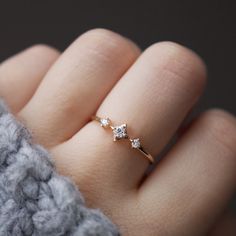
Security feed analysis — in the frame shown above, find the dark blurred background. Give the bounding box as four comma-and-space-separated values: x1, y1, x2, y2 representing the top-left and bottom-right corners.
0, 1, 235, 114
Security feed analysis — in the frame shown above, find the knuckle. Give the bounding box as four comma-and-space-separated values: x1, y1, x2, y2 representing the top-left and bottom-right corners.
145, 41, 207, 94
83, 28, 120, 40
78, 28, 140, 61
199, 109, 236, 155
0, 44, 59, 79
28, 44, 60, 58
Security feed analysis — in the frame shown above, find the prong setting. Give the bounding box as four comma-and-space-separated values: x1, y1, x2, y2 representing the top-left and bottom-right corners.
131, 138, 141, 149
100, 118, 111, 128
92, 115, 154, 164
112, 124, 128, 141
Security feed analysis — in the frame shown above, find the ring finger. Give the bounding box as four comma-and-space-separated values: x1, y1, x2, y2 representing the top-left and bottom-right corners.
53, 41, 206, 191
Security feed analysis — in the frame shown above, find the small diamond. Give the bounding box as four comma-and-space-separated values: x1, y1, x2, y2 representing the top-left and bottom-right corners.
113, 124, 128, 141
131, 138, 141, 149
100, 118, 111, 128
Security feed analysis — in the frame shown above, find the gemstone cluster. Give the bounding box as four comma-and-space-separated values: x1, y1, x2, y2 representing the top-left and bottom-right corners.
99, 117, 142, 149
93, 115, 154, 163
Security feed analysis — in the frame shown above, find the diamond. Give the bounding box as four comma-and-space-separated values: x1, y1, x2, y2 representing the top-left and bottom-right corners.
100, 118, 111, 128
131, 138, 141, 149
112, 124, 128, 141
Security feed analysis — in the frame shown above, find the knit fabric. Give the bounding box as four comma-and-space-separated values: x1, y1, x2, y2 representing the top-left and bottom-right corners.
0, 100, 120, 236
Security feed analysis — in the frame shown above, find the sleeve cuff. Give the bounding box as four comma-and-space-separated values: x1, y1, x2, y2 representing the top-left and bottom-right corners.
0, 99, 120, 236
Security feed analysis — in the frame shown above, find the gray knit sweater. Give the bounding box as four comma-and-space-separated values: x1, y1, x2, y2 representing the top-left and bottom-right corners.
0, 99, 120, 236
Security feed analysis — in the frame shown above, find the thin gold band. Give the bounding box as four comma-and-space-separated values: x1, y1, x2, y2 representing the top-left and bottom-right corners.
91, 115, 154, 164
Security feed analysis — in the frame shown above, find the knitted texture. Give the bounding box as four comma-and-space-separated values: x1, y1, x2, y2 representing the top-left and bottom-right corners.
0, 100, 120, 236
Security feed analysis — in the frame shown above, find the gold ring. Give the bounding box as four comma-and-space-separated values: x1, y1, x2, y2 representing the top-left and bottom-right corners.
91, 115, 154, 164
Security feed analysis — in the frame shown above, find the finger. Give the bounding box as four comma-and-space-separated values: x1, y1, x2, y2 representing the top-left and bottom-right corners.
55, 42, 206, 188
0, 45, 59, 113
209, 209, 236, 236
19, 29, 140, 147
140, 110, 236, 236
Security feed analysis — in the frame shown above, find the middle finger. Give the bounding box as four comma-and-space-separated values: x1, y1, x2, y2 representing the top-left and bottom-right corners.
19, 29, 140, 147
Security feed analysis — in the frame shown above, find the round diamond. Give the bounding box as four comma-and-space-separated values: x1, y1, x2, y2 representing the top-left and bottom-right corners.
131, 138, 141, 149
113, 124, 128, 140
100, 118, 110, 128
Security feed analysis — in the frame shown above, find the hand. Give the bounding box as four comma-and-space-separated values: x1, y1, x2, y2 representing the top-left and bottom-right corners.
1, 29, 236, 236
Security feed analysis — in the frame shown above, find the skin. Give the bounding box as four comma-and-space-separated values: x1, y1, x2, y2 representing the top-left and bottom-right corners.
0, 28, 236, 235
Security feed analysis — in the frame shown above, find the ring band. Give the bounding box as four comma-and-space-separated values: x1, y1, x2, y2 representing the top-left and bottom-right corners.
91, 115, 154, 164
